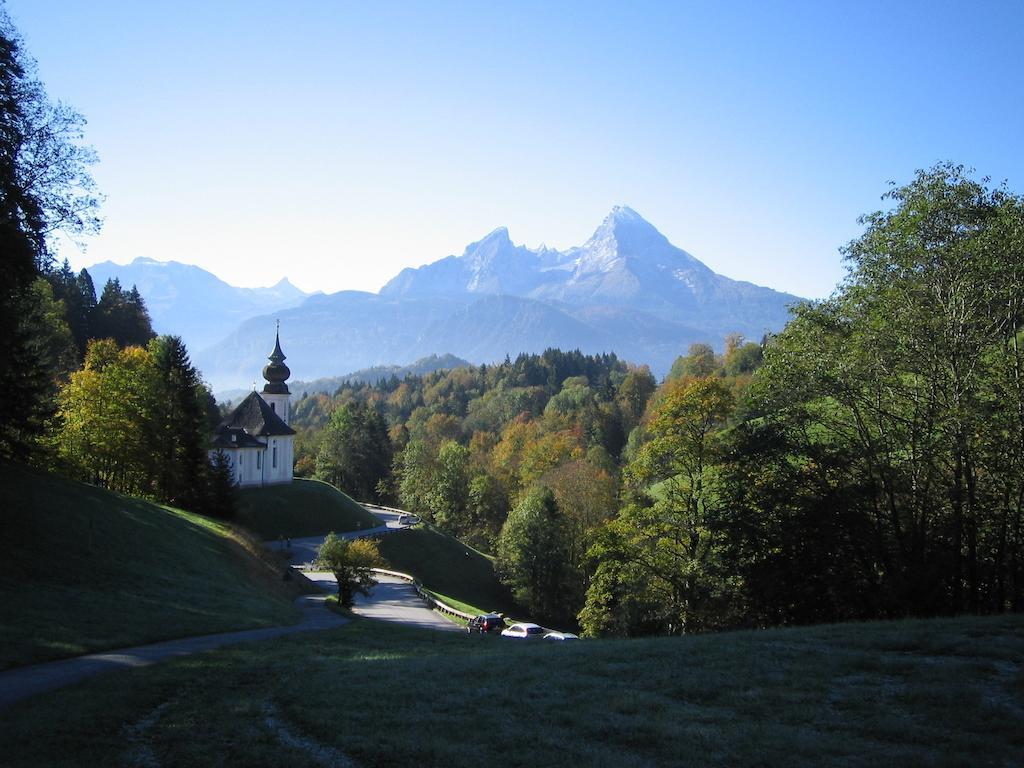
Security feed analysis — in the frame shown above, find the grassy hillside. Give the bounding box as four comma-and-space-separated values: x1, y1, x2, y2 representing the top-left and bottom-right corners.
3, 613, 1021, 765
236, 477, 380, 539
376, 525, 520, 616
0, 461, 309, 670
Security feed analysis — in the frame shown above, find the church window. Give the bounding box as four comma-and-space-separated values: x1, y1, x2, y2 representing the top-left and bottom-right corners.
270, 402, 276, 412
239, 453, 243, 466
272, 445, 278, 468
257, 452, 262, 470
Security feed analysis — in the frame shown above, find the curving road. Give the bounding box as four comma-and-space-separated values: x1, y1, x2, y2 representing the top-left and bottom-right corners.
293, 507, 459, 631
305, 571, 461, 632
272, 507, 414, 567
0, 570, 460, 710
1, 506, 454, 709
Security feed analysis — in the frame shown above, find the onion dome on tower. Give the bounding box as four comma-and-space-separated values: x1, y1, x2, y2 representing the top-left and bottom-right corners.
262, 324, 291, 395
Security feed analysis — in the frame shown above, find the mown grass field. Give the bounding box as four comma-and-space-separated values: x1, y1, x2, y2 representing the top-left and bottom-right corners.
0, 462, 309, 670
376, 524, 520, 616
2, 613, 1021, 766
236, 477, 380, 539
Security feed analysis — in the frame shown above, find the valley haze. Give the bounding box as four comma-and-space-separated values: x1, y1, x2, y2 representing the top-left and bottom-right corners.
88, 207, 802, 392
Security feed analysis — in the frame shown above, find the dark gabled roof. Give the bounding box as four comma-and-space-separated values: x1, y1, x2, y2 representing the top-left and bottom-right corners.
212, 426, 265, 450
218, 391, 295, 437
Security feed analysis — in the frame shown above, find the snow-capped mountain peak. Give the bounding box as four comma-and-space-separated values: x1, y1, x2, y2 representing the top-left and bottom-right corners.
379, 206, 797, 328
582, 205, 670, 258
461, 226, 515, 267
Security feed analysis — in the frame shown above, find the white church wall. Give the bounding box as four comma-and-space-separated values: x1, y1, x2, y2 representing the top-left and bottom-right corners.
263, 437, 294, 485
229, 446, 265, 488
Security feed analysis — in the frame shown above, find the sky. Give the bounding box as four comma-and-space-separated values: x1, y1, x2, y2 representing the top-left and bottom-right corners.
6, 0, 1024, 300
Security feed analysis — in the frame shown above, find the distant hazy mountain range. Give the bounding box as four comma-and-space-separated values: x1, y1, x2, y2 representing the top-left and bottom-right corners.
89, 208, 802, 390
292, 354, 472, 399
216, 354, 470, 405
86, 257, 311, 351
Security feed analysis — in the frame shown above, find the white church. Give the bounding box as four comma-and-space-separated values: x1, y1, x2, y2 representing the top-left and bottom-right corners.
212, 328, 295, 487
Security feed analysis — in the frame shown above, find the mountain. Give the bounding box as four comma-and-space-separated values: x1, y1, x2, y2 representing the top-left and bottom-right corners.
85, 257, 312, 352
190, 207, 802, 389
195, 291, 470, 391
380, 205, 799, 336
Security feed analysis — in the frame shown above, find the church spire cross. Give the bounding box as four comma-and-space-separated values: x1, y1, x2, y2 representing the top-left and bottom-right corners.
269, 321, 286, 364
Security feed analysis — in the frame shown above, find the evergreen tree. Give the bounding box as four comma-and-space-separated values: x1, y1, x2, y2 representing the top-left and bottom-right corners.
45, 259, 96, 358
0, 10, 100, 460
148, 335, 209, 508
0, 279, 76, 459
205, 449, 238, 520
92, 278, 156, 347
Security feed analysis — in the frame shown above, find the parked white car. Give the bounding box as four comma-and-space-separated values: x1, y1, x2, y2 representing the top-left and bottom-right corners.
500, 622, 545, 639
543, 631, 579, 641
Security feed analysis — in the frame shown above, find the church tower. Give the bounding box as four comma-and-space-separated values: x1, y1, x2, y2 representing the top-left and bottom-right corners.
261, 324, 291, 425
212, 323, 296, 487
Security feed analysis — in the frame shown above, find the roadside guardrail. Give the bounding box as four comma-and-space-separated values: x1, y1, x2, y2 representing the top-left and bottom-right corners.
354, 504, 534, 627
370, 567, 475, 621
361, 502, 413, 516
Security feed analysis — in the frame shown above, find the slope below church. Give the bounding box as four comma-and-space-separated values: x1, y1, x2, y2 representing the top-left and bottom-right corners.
212, 330, 295, 487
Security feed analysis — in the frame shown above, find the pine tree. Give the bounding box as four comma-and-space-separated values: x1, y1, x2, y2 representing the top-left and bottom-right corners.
148, 335, 209, 508
93, 278, 155, 347
204, 450, 238, 520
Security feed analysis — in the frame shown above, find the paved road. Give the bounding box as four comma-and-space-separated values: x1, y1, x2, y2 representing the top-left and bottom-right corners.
296, 508, 460, 631
271, 508, 414, 567
0, 593, 347, 710
305, 571, 461, 632
0, 508, 450, 709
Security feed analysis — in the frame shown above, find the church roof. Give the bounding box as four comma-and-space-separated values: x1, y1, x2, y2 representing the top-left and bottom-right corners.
218, 391, 296, 438
212, 426, 265, 450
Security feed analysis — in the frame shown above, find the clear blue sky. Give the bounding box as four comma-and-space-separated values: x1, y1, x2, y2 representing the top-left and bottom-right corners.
7, 0, 1023, 299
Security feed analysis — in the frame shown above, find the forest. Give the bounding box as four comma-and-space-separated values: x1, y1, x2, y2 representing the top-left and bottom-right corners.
0, 10, 232, 518
3, 5, 1021, 638
288, 165, 1024, 635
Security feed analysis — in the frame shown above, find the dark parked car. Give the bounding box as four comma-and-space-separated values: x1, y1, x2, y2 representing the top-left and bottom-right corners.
467, 613, 506, 634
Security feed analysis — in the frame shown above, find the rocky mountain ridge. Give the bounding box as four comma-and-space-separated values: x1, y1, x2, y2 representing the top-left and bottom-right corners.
90, 208, 802, 390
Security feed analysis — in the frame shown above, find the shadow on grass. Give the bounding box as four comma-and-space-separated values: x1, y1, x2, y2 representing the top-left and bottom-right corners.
1, 613, 1021, 767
